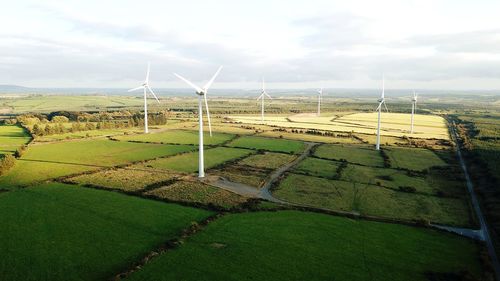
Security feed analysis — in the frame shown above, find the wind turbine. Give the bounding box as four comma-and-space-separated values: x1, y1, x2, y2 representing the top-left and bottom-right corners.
257, 78, 272, 122
410, 91, 418, 134
317, 88, 323, 116
128, 62, 160, 134
375, 75, 389, 150
174, 66, 223, 178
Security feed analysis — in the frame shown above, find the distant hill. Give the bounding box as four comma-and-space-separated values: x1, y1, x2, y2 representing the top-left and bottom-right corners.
0, 85, 31, 91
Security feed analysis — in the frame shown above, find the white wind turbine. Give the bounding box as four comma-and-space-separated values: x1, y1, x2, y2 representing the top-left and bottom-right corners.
174, 66, 223, 178
317, 88, 323, 116
257, 78, 272, 122
410, 90, 418, 134
375, 75, 389, 150
128, 63, 160, 134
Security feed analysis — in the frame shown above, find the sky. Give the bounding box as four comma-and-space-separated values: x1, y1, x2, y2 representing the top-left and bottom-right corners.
1, 0, 500, 90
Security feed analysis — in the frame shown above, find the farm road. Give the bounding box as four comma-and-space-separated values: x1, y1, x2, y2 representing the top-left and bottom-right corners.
449, 121, 500, 280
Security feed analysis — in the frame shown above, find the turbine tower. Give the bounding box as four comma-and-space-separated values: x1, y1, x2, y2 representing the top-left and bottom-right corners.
317, 88, 323, 116
257, 78, 272, 122
410, 90, 418, 134
174, 66, 223, 178
375, 75, 389, 150
128, 63, 160, 134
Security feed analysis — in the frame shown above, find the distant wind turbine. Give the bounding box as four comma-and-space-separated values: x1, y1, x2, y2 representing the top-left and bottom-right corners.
257, 78, 272, 122
317, 88, 323, 116
375, 75, 389, 150
128, 63, 160, 134
410, 90, 418, 134
174, 66, 223, 178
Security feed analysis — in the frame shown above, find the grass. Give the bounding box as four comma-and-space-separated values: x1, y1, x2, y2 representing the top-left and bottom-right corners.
0, 183, 212, 281
146, 180, 248, 209
115, 130, 234, 145
66, 168, 178, 192
126, 211, 483, 281
341, 164, 435, 194
0, 140, 195, 187
384, 146, 448, 171
0, 125, 31, 156
35, 129, 137, 142
293, 157, 342, 179
212, 165, 268, 187
227, 136, 305, 154
238, 152, 296, 169
138, 147, 253, 173
314, 144, 385, 167
274, 173, 473, 226
257, 130, 363, 144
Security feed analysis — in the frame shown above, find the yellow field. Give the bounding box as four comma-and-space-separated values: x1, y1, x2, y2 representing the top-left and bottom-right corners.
228, 112, 449, 140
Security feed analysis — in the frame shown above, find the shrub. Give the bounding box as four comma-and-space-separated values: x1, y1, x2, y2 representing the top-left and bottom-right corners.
13, 145, 27, 158
398, 186, 417, 193
0, 154, 16, 175
377, 175, 393, 181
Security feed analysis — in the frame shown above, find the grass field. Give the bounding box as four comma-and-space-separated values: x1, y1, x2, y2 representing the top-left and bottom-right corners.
385, 146, 448, 171
238, 152, 296, 169
0, 140, 195, 187
314, 144, 385, 167
115, 130, 235, 145
0, 125, 30, 156
35, 128, 138, 142
126, 211, 483, 281
2, 95, 145, 112
227, 136, 305, 154
274, 173, 473, 226
341, 164, 435, 194
66, 168, 178, 192
137, 147, 253, 173
0, 183, 212, 281
293, 157, 342, 179
146, 180, 248, 209
212, 165, 268, 187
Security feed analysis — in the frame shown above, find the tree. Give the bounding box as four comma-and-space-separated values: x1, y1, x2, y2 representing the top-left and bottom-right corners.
51, 116, 69, 123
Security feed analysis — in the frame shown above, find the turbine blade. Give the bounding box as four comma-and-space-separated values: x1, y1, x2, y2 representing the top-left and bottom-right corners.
128, 86, 144, 92
203, 66, 223, 90
375, 103, 382, 112
383, 102, 389, 113
265, 93, 272, 99
174, 73, 203, 93
257, 94, 263, 101
146, 85, 160, 103
146, 62, 150, 83
262, 78, 266, 92
204, 94, 212, 137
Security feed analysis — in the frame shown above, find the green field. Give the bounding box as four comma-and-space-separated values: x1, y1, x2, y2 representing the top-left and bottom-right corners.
67, 168, 178, 192
146, 180, 248, 209
341, 164, 435, 194
115, 130, 235, 145
238, 152, 296, 169
227, 136, 305, 154
212, 164, 268, 187
274, 173, 472, 226
126, 211, 483, 281
314, 144, 385, 167
138, 147, 253, 173
385, 146, 448, 171
0, 125, 30, 156
293, 157, 342, 179
0, 140, 195, 187
35, 128, 138, 142
0, 183, 212, 281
